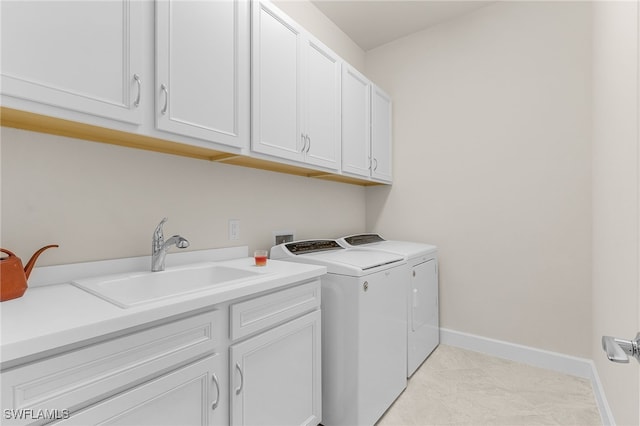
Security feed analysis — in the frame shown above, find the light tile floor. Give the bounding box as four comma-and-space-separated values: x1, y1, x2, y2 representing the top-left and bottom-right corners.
377, 345, 602, 426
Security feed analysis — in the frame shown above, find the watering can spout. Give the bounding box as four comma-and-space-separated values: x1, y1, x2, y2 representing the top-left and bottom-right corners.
1, 244, 58, 302
24, 245, 59, 279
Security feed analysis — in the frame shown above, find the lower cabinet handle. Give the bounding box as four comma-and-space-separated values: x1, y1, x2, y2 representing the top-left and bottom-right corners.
235, 362, 244, 395
306, 135, 311, 153
211, 373, 220, 410
160, 84, 169, 115
373, 158, 379, 171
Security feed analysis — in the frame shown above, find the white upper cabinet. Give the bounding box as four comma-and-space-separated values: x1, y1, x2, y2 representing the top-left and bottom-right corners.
303, 38, 342, 170
341, 64, 372, 177
0, 0, 144, 124
251, 0, 303, 162
1, 0, 390, 185
371, 85, 393, 182
156, 0, 249, 148
252, 0, 341, 170
342, 64, 393, 183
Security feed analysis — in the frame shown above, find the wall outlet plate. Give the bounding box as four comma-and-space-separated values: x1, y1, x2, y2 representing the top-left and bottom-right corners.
273, 230, 295, 246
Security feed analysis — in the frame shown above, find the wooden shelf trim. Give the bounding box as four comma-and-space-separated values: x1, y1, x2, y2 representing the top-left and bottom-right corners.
0, 107, 383, 186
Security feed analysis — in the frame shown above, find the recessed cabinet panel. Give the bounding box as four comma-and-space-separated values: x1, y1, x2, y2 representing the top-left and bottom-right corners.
0, 0, 143, 124
57, 355, 222, 426
371, 85, 393, 183
230, 280, 321, 341
156, 0, 249, 147
230, 311, 321, 426
1, 310, 220, 420
341, 65, 371, 177
252, 1, 303, 160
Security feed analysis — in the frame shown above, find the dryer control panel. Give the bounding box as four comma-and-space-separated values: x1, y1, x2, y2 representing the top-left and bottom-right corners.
343, 234, 386, 245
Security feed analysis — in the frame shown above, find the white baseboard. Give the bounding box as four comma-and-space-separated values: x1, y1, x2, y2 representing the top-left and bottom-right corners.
440, 328, 615, 426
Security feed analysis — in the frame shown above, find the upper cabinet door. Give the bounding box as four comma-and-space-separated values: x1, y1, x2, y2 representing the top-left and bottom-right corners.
341, 64, 371, 177
156, 0, 249, 149
0, 0, 144, 124
251, 0, 304, 162
303, 37, 341, 170
371, 85, 393, 183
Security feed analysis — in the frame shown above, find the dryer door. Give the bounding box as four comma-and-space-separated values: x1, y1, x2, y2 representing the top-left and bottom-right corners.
408, 259, 439, 376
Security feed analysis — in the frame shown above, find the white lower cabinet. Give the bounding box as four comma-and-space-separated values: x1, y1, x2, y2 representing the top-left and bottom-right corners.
56, 355, 223, 426
1, 311, 221, 426
229, 280, 322, 426
230, 311, 321, 426
1, 281, 321, 426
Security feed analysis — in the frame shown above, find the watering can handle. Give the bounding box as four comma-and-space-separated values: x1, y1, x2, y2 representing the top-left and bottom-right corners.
0, 248, 17, 258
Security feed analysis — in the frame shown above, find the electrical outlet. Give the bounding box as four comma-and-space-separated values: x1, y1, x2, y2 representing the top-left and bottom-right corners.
273, 230, 295, 246
229, 220, 240, 240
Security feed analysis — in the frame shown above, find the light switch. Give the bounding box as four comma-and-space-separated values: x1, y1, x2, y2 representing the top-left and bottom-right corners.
229, 220, 240, 240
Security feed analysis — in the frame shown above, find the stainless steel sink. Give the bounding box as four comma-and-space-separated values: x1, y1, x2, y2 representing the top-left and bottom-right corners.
72, 264, 264, 308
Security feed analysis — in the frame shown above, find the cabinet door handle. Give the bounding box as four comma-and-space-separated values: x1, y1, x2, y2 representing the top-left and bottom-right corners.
133, 74, 142, 107
306, 135, 311, 153
301, 133, 307, 153
235, 362, 244, 395
373, 158, 378, 171
211, 373, 220, 410
160, 84, 169, 115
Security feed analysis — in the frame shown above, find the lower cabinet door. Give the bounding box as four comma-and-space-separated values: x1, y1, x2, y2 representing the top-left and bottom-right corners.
56, 355, 223, 426
230, 311, 321, 426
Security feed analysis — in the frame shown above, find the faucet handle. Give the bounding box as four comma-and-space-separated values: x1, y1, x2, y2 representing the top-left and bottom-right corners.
153, 218, 168, 249
154, 218, 168, 236
157, 217, 168, 228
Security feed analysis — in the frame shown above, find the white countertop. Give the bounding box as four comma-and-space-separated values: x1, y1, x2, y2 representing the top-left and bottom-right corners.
0, 250, 326, 368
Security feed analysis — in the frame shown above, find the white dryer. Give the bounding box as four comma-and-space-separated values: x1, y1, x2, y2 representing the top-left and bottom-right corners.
270, 240, 407, 426
338, 234, 439, 377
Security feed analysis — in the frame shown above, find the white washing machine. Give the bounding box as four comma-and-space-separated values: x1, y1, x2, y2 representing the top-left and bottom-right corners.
337, 234, 439, 377
270, 240, 407, 426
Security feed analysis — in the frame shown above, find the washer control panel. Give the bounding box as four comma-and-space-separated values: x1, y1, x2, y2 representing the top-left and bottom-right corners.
285, 240, 343, 254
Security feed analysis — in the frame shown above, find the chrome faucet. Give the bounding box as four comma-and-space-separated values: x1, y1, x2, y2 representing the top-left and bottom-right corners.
152, 218, 190, 272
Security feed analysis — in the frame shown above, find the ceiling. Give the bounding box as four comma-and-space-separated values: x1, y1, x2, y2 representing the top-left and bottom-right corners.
311, 1, 493, 51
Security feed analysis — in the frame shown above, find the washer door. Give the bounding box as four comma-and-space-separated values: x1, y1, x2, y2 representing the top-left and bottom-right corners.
358, 267, 407, 425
